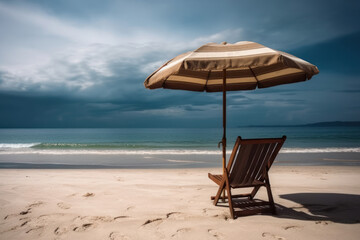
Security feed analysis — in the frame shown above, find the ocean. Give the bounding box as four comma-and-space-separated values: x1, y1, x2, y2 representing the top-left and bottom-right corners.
0, 127, 359, 168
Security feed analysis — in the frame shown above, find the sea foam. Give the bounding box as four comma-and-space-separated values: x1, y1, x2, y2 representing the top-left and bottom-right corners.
0, 147, 359, 155
0, 143, 40, 149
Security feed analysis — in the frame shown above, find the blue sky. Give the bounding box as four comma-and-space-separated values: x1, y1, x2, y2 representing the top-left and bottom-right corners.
0, 0, 359, 127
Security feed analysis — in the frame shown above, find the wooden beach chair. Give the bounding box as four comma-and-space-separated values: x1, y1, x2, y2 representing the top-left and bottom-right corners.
208, 136, 286, 219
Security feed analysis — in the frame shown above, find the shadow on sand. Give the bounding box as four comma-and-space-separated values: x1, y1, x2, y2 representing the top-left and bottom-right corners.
277, 193, 360, 224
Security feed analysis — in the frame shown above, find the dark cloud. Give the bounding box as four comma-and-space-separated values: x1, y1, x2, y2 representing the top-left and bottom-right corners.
0, 1, 359, 127
2, 29, 360, 127
290, 31, 360, 75
337, 89, 360, 93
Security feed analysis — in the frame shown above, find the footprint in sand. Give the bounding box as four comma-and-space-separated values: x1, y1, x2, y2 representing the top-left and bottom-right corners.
202, 208, 229, 220
19, 201, 45, 216
20, 208, 32, 215
166, 212, 185, 220
20, 220, 29, 227
3, 214, 65, 234
262, 232, 286, 240
114, 216, 129, 221
211, 213, 229, 221
83, 192, 95, 197
126, 206, 134, 211
53, 215, 113, 236
37, 213, 65, 220
142, 218, 163, 226
315, 221, 329, 225
109, 232, 131, 240
171, 228, 191, 238
36, 213, 66, 226
208, 229, 224, 239
4, 213, 18, 220
142, 212, 185, 227
73, 215, 114, 223
28, 201, 44, 208
25, 226, 44, 235
54, 226, 71, 236
282, 225, 301, 230
57, 202, 71, 209
6, 217, 45, 235
6, 201, 44, 224
73, 223, 94, 232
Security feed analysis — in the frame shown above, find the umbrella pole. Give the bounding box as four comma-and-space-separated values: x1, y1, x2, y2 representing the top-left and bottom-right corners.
222, 69, 227, 201
222, 69, 226, 170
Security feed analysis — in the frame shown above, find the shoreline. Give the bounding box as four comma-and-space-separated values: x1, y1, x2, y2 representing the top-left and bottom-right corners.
0, 152, 359, 169
0, 166, 359, 239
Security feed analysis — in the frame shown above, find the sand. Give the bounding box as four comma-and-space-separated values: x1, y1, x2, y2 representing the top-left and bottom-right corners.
0, 166, 359, 240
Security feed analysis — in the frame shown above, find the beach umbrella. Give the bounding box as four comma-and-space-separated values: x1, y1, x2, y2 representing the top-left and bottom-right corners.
144, 41, 319, 171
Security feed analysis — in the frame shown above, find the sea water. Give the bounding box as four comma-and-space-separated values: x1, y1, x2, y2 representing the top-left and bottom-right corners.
0, 127, 359, 168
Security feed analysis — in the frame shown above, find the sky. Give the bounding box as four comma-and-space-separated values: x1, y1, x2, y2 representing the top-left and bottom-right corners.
0, 0, 359, 128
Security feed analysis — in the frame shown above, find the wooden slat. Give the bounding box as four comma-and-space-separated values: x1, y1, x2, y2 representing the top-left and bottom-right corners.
241, 143, 262, 185
267, 138, 286, 169
229, 144, 247, 184
251, 143, 270, 182
226, 137, 241, 172
255, 143, 275, 180
230, 181, 265, 188
228, 141, 246, 177
208, 173, 222, 185
244, 143, 265, 184
239, 136, 286, 144
211, 193, 252, 200
233, 200, 271, 208
239, 144, 259, 184
250, 137, 286, 198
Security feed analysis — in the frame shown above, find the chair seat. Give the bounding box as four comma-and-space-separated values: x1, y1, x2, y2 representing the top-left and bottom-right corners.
208, 173, 222, 185
208, 173, 265, 188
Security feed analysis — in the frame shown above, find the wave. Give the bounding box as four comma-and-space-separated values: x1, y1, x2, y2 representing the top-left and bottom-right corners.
1, 142, 359, 154
0, 146, 359, 155
32, 143, 212, 149
0, 149, 220, 155
281, 147, 360, 153
0, 143, 40, 149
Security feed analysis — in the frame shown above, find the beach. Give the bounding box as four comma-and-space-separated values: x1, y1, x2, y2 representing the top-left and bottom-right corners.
1, 166, 359, 240
1, 0, 359, 239
0, 128, 359, 239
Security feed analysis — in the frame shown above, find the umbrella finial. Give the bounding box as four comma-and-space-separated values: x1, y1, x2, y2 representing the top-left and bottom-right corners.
221, 41, 227, 45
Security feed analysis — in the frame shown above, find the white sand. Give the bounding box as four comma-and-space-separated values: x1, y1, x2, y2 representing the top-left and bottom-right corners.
0, 166, 359, 240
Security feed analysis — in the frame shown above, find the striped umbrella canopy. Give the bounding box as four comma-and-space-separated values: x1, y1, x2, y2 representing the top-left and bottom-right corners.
144, 41, 319, 170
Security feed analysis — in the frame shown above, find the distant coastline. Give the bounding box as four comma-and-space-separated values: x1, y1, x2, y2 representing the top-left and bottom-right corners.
243, 121, 360, 128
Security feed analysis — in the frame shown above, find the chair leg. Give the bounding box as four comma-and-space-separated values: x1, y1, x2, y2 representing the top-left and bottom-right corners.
250, 185, 260, 199
224, 176, 235, 219
222, 189, 226, 202
264, 172, 276, 214
213, 181, 225, 206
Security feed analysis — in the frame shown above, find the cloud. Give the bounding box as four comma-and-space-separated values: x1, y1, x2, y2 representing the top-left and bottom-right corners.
0, 27, 245, 100
1, 0, 358, 101
0, 0, 359, 127
0, 2, 119, 45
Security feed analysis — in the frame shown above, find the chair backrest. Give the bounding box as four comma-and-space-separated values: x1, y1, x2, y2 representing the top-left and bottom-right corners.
227, 136, 286, 186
